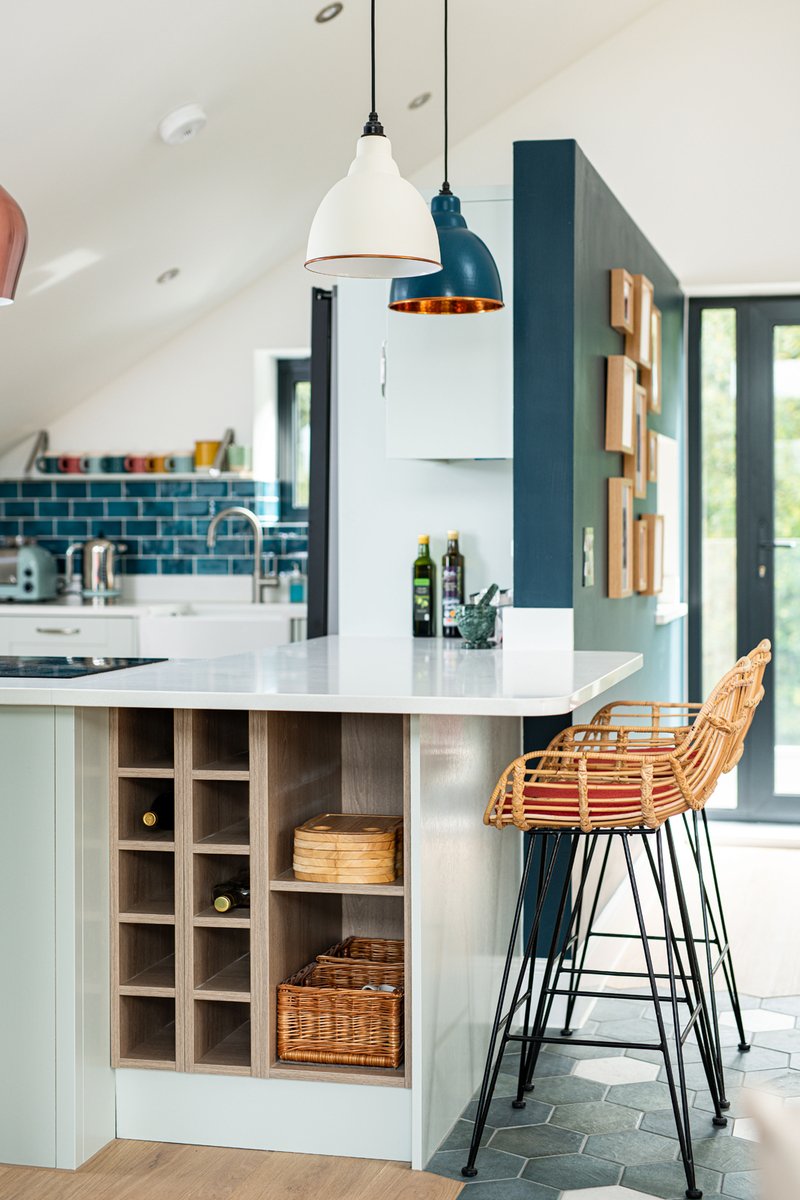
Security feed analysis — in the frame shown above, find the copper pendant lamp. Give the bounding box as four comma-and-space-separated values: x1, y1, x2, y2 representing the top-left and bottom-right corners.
0, 184, 27, 305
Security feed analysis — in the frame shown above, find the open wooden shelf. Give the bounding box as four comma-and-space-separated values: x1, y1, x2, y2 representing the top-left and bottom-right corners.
111, 707, 410, 1084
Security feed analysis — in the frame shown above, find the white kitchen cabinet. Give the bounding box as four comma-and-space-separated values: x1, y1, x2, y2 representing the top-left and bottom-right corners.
136, 611, 298, 658
383, 187, 513, 460
0, 614, 138, 657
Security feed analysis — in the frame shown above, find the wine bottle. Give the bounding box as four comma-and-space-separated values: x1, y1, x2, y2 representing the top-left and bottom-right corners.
212, 872, 251, 913
442, 530, 465, 639
142, 787, 174, 831
412, 535, 436, 638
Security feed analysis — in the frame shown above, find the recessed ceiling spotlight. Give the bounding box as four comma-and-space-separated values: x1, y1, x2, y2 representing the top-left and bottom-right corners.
158, 104, 207, 146
409, 92, 432, 110
156, 268, 180, 285
315, 3, 343, 22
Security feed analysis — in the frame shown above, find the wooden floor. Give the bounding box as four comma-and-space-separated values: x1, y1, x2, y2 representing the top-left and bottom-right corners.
0, 1140, 463, 1200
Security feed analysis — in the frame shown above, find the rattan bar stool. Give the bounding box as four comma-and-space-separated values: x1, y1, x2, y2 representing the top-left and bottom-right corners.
574, 640, 771, 1055
463, 656, 754, 1200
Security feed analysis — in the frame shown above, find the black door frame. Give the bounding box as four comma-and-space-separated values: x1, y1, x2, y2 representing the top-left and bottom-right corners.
689, 295, 800, 821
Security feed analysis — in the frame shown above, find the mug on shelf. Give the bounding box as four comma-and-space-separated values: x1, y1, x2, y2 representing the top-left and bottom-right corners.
194, 440, 221, 472
36, 454, 61, 475
80, 453, 110, 474
58, 454, 84, 474
164, 452, 194, 473
104, 454, 127, 473
148, 454, 169, 474
124, 454, 150, 474
226, 445, 252, 473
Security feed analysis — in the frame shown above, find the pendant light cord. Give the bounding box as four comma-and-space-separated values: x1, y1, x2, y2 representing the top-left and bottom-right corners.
363, 0, 384, 135
441, 0, 451, 194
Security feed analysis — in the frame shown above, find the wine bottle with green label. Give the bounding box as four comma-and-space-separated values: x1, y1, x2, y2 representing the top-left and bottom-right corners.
412, 535, 436, 638
442, 530, 465, 639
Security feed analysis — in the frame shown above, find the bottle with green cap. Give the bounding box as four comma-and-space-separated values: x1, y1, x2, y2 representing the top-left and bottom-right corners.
212, 871, 251, 913
412, 534, 436, 638
442, 530, 465, 639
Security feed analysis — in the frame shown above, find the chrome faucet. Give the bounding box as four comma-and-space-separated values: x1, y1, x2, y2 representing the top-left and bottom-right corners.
206, 506, 278, 603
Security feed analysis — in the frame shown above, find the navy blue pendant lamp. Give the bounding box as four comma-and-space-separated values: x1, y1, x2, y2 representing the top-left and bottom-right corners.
388, 0, 503, 314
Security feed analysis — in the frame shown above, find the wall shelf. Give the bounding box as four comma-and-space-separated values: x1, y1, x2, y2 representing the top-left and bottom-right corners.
110, 707, 410, 1083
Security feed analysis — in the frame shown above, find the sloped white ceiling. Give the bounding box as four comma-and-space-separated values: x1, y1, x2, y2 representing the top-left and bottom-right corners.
0, 0, 661, 448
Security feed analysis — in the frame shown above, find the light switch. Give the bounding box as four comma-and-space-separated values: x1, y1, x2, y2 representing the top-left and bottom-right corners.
582, 527, 595, 587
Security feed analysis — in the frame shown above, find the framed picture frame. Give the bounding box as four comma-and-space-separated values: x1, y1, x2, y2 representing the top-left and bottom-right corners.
648, 429, 658, 482
634, 517, 649, 593
624, 274, 654, 368
608, 477, 634, 598
643, 305, 662, 413
623, 384, 648, 499
642, 513, 665, 595
605, 356, 637, 454
610, 268, 634, 335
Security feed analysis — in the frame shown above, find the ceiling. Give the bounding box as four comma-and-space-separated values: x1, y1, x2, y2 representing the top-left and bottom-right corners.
0, 0, 662, 448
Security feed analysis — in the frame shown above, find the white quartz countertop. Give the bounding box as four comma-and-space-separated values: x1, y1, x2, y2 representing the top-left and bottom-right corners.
0, 600, 306, 618
0, 636, 642, 715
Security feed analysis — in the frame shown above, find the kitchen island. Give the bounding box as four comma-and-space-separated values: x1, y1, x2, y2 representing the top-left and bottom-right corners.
0, 637, 641, 1174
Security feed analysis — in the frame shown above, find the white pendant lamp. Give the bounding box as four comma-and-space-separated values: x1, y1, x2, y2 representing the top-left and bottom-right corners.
305, 0, 442, 279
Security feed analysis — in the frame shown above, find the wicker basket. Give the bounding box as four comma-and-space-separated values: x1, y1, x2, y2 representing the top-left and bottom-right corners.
276, 960, 404, 1069
317, 935, 404, 967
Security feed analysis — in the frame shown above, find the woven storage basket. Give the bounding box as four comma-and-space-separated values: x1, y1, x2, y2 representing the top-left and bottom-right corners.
277, 960, 404, 1069
317, 935, 404, 967
292, 813, 403, 885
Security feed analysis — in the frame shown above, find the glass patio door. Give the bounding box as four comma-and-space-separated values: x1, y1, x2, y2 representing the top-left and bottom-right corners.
690, 297, 800, 820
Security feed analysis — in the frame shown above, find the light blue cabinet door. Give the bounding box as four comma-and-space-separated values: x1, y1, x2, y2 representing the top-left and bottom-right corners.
0, 706, 57, 1166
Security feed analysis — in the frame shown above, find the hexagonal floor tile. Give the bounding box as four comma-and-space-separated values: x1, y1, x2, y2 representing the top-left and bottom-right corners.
719, 1170, 761, 1200
545, 1030, 627, 1060
437, 1119, 491, 1153
425, 1146, 526, 1183
690, 1135, 758, 1173
549, 1100, 640, 1135
457, 1179, 560, 1199
721, 1045, 788, 1073
760, 995, 800, 1018
720, 1008, 795, 1032
525, 1074, 608, 1105
621, 1160, 722, 1198
640, 1107, 731, 1141
731, 1117, 758, 1143
560, 1189, 669, 1200
594, 1018, 666, 1043
606, 1081, 683, 1112
693, 1086, 751, 1118
584, 1128, 679, 1165
590, 996, 649, 1022
503, 1049, 577, 1078
752, 1027, 800, 1054
472, 1072, 524, 1102
463, 1095, 553, 1129
741, 1069, 800, 1097
657, 1060, 743, 1093
490, 1123, 583, 1158
714, 993, 762, 1013
522, 1152, 622, 1191
574, 1056, 660, 1085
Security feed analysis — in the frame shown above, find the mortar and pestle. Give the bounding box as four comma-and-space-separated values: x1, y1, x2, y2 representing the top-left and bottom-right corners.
454, 584, 499, 649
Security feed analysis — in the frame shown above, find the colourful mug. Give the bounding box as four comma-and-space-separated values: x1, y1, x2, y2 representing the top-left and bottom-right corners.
164, 453, 194, 473
226, 445, 252, 473
104, 454, 127, 473
194, 440, 221, 471
124, 454, 150, 473
58, 454, 84, 474
36, 454, 61, 474
81, 454, 110, 474
148, 454, 169, 473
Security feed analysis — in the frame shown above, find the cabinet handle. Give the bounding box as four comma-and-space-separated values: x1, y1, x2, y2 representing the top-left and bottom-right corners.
380, 341, 387, 399
35, 626, 81, 635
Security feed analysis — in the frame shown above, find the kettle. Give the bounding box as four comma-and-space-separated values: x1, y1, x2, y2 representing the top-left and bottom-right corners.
65, 536, 127, 600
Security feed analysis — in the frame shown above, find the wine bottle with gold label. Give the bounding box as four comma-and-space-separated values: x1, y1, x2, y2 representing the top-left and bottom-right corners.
142, 787, 174, 831
212, 871, 251, 913
412, 534, 436, 638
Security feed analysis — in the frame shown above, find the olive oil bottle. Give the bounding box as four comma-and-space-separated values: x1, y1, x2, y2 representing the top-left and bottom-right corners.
412, 535, 436, 637
442, 531, 465, 639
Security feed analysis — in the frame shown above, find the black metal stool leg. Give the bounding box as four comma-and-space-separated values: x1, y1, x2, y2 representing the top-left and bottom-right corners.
462, 832, 563, 1178
560, 835, 613, 1038
514, 836, 547, 1105
700, 808, 750, 1053
559, 838, 589, 1036
623, 832, 701, 1200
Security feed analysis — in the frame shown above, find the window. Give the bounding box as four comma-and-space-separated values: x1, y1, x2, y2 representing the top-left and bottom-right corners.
277, 358, 311, 520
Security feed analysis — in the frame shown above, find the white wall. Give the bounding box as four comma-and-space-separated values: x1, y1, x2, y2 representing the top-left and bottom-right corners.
336, 278, 514, 638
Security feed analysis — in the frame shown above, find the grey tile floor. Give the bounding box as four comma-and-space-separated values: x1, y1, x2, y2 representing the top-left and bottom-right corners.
426, 992, 800, 1199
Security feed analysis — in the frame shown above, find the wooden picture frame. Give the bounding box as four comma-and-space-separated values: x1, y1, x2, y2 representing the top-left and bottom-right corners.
608, 477, 634, 598
643, 305, 662, 413
623, 384, 648, 499
610, 268, 634, 335
605, 356, 637, 454
634, 518, 649, 593
624, 274, 654, 368
641, 513, 665, 595
648, 429, 658, 482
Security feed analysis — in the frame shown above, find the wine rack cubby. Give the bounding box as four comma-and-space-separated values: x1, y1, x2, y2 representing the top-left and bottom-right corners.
111, 708, 410, 1085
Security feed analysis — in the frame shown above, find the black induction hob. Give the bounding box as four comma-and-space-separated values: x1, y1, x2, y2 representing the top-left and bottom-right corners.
0, 657, 167, 679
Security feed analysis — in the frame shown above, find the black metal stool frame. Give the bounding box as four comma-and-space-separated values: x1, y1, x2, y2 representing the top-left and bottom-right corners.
463, 826, 728, 1200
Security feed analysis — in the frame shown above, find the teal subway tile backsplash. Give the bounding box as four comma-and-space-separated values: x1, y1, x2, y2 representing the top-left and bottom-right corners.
0, 477, 307, 577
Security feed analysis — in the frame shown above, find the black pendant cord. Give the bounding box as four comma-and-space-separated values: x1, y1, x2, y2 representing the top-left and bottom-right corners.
363, 0, 384, 135
440, 0, 451, 194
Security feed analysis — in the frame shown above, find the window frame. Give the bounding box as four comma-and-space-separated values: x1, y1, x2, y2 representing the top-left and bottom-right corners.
277, 356, 311, 521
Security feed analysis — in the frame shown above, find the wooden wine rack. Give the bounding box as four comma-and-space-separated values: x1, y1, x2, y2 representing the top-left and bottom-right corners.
110, 708, 410, 1085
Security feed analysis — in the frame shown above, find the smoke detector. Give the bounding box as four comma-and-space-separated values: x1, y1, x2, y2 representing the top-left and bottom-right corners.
158, 104, 207, 146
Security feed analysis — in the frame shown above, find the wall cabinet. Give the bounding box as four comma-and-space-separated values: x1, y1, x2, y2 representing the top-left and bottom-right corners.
383, 188, 513, 460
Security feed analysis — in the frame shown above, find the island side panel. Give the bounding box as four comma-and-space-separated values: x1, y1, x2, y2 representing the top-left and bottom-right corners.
0, 706, 58, 1167
412, 713, 522, 1169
